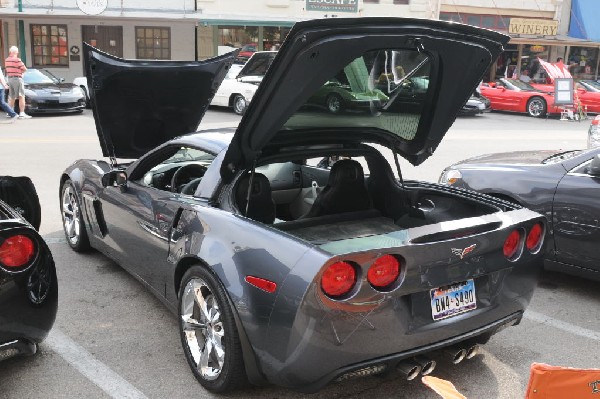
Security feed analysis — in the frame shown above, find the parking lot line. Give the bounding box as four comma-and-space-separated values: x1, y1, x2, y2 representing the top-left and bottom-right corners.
525, 310, 600, 341
46, 329, 149, 399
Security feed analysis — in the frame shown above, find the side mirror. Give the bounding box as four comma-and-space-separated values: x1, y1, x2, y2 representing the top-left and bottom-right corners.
589, 155, 600, 176
102, 170, 128, 187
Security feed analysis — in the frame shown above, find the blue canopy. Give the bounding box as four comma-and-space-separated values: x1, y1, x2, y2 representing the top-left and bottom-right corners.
569, 0, 600, 41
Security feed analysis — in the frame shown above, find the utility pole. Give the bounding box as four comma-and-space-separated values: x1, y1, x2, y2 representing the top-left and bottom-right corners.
17, 0, 27, 65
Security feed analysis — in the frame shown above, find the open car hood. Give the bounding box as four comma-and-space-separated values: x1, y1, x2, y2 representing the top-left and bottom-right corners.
83, 43, 237, 159
221, 18, 509, 180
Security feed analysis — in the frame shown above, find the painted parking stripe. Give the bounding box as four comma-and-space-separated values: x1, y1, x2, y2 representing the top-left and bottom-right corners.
46, 329, 149, 399
525, 310, 600, 341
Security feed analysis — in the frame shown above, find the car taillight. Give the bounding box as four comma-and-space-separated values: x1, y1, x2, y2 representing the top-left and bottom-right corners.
526, 223, 544, 252
0, 235, 35, 268
321, 261, 356, 297
503, 229, 521, 259
368, 255, 400, 288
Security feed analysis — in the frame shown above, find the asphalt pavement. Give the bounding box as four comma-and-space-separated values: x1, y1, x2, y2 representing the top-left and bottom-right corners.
0, 109, 598, 398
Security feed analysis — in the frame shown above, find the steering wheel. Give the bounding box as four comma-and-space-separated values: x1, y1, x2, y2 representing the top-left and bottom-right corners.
170, 164, 206, 193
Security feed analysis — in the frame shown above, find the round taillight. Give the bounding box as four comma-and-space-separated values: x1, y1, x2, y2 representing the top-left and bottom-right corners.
321, 261, 356, 297
0, 235, 35, 268
503, 230, 521, 259
526, 223, 544, 252
368, 255, 400, 288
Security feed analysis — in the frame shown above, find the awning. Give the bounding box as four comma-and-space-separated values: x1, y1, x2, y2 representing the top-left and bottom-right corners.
569, 0, 600, 42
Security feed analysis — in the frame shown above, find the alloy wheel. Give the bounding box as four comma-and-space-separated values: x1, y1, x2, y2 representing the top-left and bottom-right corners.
61, 185, 81, 245
181, 277, 225, 381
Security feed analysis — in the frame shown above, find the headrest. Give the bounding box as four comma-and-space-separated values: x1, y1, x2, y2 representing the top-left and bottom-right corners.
235, 173, 275, 224
328, 159, 365, 186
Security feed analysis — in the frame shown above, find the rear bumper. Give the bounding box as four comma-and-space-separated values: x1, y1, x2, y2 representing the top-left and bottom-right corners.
304, 311, 521, 392
0, 339, 37, 361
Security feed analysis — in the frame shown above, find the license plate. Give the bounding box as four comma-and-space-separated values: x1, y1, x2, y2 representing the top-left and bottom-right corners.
430, 280, 476, 321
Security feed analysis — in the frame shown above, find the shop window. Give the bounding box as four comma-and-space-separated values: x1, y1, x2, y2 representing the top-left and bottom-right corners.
218, 26, 258, 50
31, 24, 68, 67
567, 47, 598, 79
439, 12, 513, 32
363, 0, 380, 3
263, 26, 290, 51
135, 27, 171, 60
393, 0, 410, 4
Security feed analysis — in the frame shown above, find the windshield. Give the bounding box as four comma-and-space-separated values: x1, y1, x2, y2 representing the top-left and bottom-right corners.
23, 69, 56, 84
283, 49, 430, 142
240, 52, 276, 77
504, 79, 537, 91
580, 80, 600, 92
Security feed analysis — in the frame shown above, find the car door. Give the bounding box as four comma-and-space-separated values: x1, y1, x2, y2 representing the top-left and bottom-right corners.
98, 145, 213, 295
552, 157, 600, 272
481, 83, 510, 111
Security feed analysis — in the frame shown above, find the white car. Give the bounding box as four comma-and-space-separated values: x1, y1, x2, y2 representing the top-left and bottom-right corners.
211, 51, 277, 115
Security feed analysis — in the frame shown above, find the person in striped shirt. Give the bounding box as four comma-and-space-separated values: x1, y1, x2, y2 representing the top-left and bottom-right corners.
5, 46, 32, 119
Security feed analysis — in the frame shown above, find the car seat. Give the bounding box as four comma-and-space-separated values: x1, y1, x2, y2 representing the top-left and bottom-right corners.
304, 159, 371, 218
235, 173, 276, 224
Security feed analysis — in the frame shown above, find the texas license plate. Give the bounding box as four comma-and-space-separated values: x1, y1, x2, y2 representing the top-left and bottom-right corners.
430, 280, 476, 321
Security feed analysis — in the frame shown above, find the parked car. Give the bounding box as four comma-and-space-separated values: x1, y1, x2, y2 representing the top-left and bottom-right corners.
480, 78, 560, 117
61, 20, 545, 393
237, 43, 257, 61
72, 76, 90, 108
440, 147, 600, 282
0, 176, 58, 362
531, 79, 600, 114
211, 52, 277, 115
8, 69, 86, 114
459, 92, 491, 116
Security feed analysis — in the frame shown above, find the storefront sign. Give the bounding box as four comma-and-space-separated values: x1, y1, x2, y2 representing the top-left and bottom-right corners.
509, 18, 558, 36
529, 45, 546, 53
306, 0, 358, 13
76, 0, 107, 15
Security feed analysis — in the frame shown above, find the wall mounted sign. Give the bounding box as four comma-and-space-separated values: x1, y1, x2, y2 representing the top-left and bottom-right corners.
306, 0, 358, 13
509, 18, 558, 36
76, 0, 108, 15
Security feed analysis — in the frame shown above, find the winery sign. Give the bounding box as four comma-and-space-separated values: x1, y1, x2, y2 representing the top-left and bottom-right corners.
306, 0, 358, 13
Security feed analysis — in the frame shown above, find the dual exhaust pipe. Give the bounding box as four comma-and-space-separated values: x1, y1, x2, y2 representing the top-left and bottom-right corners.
396, 344, 480, 381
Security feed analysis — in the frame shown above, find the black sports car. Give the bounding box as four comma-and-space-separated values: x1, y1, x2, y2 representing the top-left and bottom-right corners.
60, 19, 545, 393
440, 148, 600, 281
12, 69, 86, 114
0, 176, 57, 361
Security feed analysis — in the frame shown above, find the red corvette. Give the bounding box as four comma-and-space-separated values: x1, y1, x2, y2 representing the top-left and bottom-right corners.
531, 80, 600, 114
480, 78, 560, 117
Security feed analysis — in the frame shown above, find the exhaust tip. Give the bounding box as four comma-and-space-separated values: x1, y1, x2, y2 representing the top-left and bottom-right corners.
466, 344, 480, 359
444, 347, 467, 364
397, 361, 422, 381
413, 356, 437, 376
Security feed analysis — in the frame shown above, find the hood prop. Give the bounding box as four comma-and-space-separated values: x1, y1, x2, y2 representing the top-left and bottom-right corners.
393, 150, 404, 188
244, 160, 257, 217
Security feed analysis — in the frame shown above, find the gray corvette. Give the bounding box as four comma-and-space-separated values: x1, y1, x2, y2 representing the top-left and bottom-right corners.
60, 19, 546, 392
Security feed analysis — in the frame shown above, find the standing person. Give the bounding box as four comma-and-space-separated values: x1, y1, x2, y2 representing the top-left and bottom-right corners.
0, 65, 18, 121
5, 46, 32, 119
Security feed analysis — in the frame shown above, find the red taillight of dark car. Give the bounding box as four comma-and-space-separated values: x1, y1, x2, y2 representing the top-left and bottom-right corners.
0, 235, 35, 268
321, 261, 357, 297
367, 255, 401, 288
503, 229, 522, 260
526, 223, 544, 252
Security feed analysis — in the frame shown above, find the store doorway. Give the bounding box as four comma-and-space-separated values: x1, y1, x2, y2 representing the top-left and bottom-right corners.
82, 25, 123, 59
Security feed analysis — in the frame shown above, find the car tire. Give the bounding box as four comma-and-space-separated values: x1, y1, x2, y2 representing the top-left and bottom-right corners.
232, 95, 247, 115
178, 266, 247, 393
80, 86, 91, 109
326, 93, 343, 114
527, 96, 547, 118
60, 180, 90, 252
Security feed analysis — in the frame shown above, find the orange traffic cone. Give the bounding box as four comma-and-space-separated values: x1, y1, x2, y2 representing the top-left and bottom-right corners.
525, 363, 600, 398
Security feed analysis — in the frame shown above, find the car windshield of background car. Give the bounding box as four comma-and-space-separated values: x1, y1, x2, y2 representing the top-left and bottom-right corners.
23, 69, 56, 85
581, 80, 600, 92
283, 49, 430, 142
506, 79, 536, 91
243, 53, 276, 76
